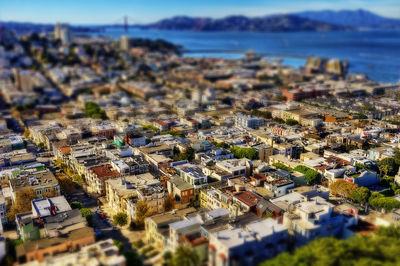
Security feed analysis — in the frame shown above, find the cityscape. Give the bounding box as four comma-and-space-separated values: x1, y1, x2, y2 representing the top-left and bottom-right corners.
1, 1, 400, 266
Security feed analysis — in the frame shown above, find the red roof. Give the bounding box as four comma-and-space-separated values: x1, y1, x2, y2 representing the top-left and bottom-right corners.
234, 191, 261, 207
90, 164, 119, 179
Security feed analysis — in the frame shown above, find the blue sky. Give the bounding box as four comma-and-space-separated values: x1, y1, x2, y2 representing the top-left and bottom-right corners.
2, 0, 400, 24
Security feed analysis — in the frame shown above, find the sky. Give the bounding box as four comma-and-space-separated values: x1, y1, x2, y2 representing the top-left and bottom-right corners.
2, 0, 400, 25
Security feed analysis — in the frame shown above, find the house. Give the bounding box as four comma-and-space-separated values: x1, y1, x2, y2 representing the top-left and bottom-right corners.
86, 164, 120, 195
208, 218, 288, 266
105, 173, 160, 214
144, 207, 197, 248
15, 226, 95, 264
344, 170, 379, 187
21, 239, 126, 266
282, 196, 356, 245
9, 170, 60, 202
231, 190, 262, 215
167, 176, 195, 207
126, 185, 166, 222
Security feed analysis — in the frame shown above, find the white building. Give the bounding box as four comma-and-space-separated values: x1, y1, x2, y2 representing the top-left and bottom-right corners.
235, 115, 264, 129
208, 218, 288, 266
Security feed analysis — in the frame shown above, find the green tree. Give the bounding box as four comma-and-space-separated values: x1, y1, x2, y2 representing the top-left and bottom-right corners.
273, 162, 293, 172
167, 246, 200, 266
230, 146, 258, 160
285, 119, 298, 126
84, 101, 108, 120
350, 187, 371, 205
123, 251, 143, 266
70, 201, 83, 209
113, 212, 128, 227
378, 157, 398, 176
304, 169, 321, 185
80, 208, 93, 226
260, 226, 400, 266
369, 195, 400, 211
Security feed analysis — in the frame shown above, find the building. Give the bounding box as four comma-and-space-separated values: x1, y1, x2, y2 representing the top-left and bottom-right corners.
105, 173, 160, 214
282, 196, 355, 245
167, 176, 195, 206
120, 35, 130, 51
86, 164, 120, 195
15, 227, 95, 264
235, 115, 264, 129
54, 23, 73, 44
208, 218, 288, 266
21, 239, 126, 266
144, 207, 196, 248
127, 185, 166, 221
9, 170, 60, 202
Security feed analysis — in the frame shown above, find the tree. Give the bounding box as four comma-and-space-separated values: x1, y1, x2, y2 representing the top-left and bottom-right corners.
273, 162, 293, 172
164, 194, 175, 211
55, 173, 75, 193
285, 119, 298, 126
42, 187, 57, 198
304, 169, 321, 185
84, 101, 107, 120
379, 157, 398, 176
260, 226, 400, 266
7, 188, 36, 221
369, 193, 400, 211
134, 201, 149, 227
350, 187, 371, 205
123, 251, 143, 266
113, 212, 128, 227
329, 180, 358, 199
167, 246, 200, 266
230, 146, 258, 160
80, 208, 93, 226
71, 201, 84, 209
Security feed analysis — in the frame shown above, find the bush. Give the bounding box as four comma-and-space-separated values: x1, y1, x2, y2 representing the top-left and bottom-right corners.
113, 239, 124, 252
71, 201, 83, 209
272, 162, 293, 172
80, 208, 93, 226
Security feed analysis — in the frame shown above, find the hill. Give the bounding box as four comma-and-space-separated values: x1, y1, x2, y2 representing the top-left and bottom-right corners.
140, 14, 351, 32
294, 9, 400, 29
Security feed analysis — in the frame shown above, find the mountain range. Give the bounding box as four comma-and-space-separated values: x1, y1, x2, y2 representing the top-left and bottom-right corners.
138, 9, 400, 32
139, 14, 349, 32
3, 9, 400, 34
294, 9, 400, 29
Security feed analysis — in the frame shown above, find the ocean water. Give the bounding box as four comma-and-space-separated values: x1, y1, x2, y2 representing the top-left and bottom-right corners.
93, 28, 400, 83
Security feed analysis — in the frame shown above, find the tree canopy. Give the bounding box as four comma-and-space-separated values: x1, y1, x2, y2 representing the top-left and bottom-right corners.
84, 101, 108, 120
230, 146, 258, 160
7, 188, 36, 221
113, 212, 128, 227
329, 180, 358, 199
164, 246, 200, 266
134, 200, 150, 227
261, 226, 400, 266
378, 157, 398, 176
